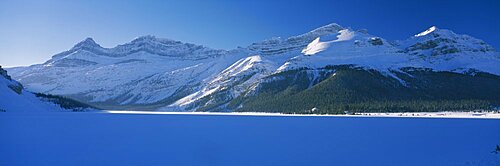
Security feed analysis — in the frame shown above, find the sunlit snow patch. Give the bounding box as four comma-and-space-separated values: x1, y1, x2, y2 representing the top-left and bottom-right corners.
414, 26, 437, 37
302, 29, 355, 55
302, 37, 329, 55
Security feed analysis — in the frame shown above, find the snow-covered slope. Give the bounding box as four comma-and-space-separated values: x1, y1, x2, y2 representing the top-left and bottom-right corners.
277, 28, 410, 72
0, 66, 71, 112
164, 25, 499, 111
398, 26, 500, 74
8, 36, 249, 110
7, 23, 500, 112
276, 26, 500, 75
248, 23, 344, 55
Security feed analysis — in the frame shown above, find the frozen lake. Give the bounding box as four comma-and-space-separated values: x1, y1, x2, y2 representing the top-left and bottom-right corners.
1, 112, 499, 166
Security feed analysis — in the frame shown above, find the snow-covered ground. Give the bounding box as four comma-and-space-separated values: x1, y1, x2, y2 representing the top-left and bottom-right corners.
1, 112, 499, 166
107, 110, 500, 119
353, 111, 500, 119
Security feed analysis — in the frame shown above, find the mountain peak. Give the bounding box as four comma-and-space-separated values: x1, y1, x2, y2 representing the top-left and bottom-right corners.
292, 23, 347, 40
415, 26, 438, 37
307, 23, 345, 35
132, 35, 157, 42
128, 35, 183, 46
248, 23, 348, 55
73, 37, 101, 49
402, 25, 497, 58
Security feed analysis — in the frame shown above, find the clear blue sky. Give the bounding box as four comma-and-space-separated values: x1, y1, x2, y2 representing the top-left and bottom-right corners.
1, 0, 499, 67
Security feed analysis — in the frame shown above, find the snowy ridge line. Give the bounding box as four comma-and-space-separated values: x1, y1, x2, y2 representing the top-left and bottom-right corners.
7, 22, 500, 112
106, 111, 500, 119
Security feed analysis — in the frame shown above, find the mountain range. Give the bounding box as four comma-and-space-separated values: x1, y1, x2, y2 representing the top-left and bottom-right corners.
6, 23, 500, 113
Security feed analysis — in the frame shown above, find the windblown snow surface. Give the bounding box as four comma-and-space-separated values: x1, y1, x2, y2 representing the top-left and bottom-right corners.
1, 112, 499, 166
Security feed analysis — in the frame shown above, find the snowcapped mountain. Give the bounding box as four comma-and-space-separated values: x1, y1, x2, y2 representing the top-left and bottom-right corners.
248, 23, 344, 55
7, 23, 500, 112
8, 36, 249, 110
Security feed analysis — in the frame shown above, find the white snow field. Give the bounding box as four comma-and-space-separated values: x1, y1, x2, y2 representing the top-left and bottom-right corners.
107, 110, 500, 119
1, 112, 499, 166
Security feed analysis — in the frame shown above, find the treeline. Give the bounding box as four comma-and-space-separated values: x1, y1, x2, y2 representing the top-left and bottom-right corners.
231, 66, 500, 114
34, 93, 97, 111
236, 95, 495, 114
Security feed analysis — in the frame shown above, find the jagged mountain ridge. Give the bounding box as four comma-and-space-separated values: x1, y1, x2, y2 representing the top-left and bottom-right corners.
7, 23, 500, 112
50, 35, 228, 60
